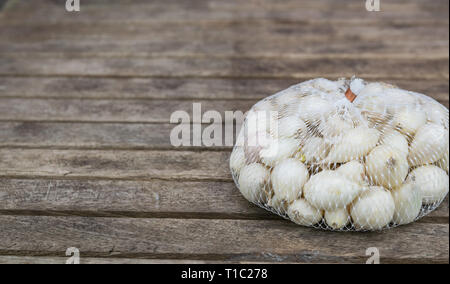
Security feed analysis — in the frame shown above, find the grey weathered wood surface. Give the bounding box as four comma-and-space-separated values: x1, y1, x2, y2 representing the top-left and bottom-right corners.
0, 0, 448, 264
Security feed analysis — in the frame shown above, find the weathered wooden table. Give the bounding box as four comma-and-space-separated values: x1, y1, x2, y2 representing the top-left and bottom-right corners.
0, 0, 448, 264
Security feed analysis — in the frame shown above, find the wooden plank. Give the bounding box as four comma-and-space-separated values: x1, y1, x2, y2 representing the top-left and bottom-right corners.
1, 0, 447, 24
0, 77, 448, 101
0, 98, 253, 123
0, 122, 239, 150
0, 256, 242, 264
0, 178, 446, 220
0, 97, 447, 124
0, 56, 447, 80
0, 149, 232, 180
0, 150, 448, 218
0, 179, 270, 218
0, 21, 448, 56
0, 216, 447, 263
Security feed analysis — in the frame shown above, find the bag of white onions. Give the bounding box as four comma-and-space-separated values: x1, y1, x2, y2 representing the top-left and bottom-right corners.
230, 77, 449, 231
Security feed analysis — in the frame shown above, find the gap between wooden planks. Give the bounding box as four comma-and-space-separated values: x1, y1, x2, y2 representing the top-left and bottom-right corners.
0, 177, 447, 221
0, 216, 447, 263
1, 0, 448, 25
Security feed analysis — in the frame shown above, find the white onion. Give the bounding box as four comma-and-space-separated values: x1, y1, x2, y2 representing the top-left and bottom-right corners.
297, 95, 334, 123
436, 147, 449, 173
407, 165, 449, 205
325, 208, 350, 230
326, 127, 380, 163
272, 115, 307, 139
299, 136, 329, 164
355, 83, 390, 114
260, 138, 300, 167
271, 158, 309, 204
384, 89, 420, 110
408, 123, 449, 167
238, 163, 271, 204
243, 131, 272, 164
379, 129, 409, 157
350, 187, 395, 230
287, 199, 323, 226
336, 161, 366, 185
392, 107, 427, 137
365, 145, 409, 189
391, 183, 422, 225
423, 102, 449, 129
229, 146, 246, 178
304, 170, 363, 210
318, 114, 355, 137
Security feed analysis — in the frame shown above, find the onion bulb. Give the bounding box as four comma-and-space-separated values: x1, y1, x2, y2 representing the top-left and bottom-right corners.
326, 127, 380, 163
297, 95, 334, 123
379, 129, 409, 157
354, 83, 391, 115
391, 183, 422, 225
392, 107, 427, 137
350, 187, 395, 230
238, 163, 271, 204
336, 161, 367, 185
423, 102, 449, 129
407, 165, 449, 205
272, 115, 307, 139
304, 170, 363, 210
365, 145, 409, 189
270, 159, 309, 205
287, 199, 323, 226
245, 110, 274, 135
318, 114, 355, 137
325, 208, 350, 230
230, 147, 246, 178
260, 138, 300, 167
299, 137, 329, 164
408, 123, 449, 167
436, 148, 449, 173
244, 131, 272, 164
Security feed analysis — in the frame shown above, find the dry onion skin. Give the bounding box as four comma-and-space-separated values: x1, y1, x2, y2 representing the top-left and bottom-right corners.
230, 77, 449, 231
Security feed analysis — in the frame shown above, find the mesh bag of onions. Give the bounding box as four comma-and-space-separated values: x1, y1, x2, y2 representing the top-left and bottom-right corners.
230, 77, 449, 231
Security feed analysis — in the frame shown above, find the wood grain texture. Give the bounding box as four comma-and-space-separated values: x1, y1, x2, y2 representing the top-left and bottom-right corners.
1, 21, 448, 56
0, 0, 448, 264
1, 0, 447, 24
0, 56, 447, 79
0, 178, 446, 220
0, 216, 447, 263
0, 256, 240, 264
0, 97, 447, 124
0, 179, 269, 218
0, 122, 238, 150
0, 149, 232, 180
0, 98, 253, 123
0, 77, 448, 101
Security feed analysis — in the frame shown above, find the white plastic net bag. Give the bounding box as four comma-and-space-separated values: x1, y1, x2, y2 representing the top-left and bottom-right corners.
230, 77, 449, 231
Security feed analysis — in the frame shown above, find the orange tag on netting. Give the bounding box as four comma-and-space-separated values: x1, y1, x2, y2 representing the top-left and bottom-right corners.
345, 87, 357, 103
